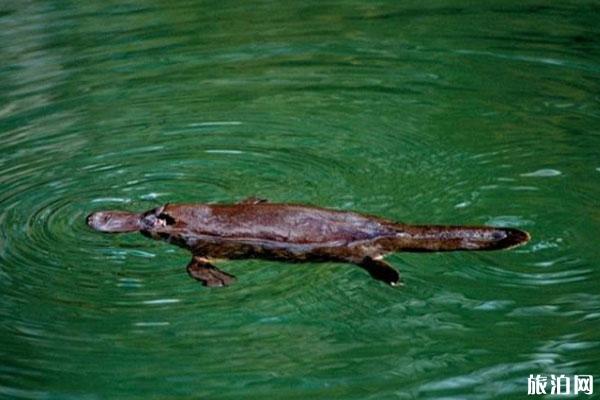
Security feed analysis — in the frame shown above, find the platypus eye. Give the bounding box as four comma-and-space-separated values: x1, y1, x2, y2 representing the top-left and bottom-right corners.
158, 213, 176, 225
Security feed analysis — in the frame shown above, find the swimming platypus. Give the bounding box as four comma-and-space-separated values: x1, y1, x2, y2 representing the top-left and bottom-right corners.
87, 197, 529, 287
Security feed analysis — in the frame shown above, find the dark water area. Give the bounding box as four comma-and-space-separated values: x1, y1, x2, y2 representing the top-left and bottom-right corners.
1, 1, 599, 399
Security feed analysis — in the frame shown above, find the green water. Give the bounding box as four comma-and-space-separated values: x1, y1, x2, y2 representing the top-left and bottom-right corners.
1, 1, 599, 399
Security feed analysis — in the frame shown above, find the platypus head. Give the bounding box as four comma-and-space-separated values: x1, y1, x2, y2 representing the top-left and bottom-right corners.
87, 205, 174, 233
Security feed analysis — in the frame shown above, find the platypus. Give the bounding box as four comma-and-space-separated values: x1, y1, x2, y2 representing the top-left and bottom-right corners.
87, 197, 530, 287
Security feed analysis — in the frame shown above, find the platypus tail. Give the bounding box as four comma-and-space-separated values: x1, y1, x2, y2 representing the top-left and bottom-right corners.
386, 225, 530, 252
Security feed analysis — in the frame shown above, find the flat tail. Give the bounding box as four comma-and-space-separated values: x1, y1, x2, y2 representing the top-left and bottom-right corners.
388, 225, 530, 252
487, 227, 530, 250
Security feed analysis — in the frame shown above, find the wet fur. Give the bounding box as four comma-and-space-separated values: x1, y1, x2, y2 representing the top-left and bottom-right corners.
88, 199, 530, 287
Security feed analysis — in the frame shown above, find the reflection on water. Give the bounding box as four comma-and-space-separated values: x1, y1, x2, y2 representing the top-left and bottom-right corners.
1, 1, 599, 399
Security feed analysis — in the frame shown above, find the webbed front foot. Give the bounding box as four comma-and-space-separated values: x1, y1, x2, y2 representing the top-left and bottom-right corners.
187, 256, 236, 287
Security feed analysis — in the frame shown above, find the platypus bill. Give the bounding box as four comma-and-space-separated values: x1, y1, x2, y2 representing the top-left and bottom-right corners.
87, 197, 530, 287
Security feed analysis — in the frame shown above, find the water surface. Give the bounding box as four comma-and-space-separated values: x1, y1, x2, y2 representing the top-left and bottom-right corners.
1, 1, 599, 399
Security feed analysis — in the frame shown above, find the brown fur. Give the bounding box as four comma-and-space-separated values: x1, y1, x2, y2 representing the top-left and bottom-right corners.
87, 198, 530, 287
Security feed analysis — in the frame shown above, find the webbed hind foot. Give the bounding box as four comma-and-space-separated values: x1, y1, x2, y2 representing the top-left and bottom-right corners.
187, 256, 236, 287
358, 256, 402, 286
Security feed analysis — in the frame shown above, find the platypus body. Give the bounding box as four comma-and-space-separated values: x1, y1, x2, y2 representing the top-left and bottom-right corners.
87, 197, 530, 287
